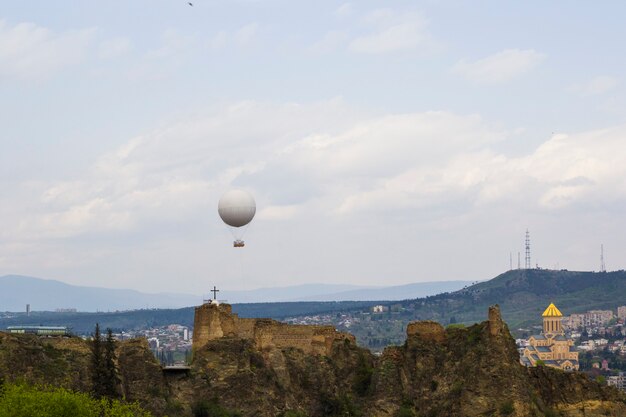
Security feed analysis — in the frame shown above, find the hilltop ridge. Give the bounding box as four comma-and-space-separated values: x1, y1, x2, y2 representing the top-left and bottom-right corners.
428, 269, 626, 327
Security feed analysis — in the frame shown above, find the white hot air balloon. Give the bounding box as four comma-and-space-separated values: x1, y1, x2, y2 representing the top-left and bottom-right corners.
218, 190, 256, 247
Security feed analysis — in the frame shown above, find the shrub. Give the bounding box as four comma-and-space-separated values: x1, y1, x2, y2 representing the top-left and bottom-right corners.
499, 400, 515, 416
192, 398, 241, 417
318, 393, 361, 417
430, 380, 438, 392
353, 353, 373, 396
395, 404, 416, 417
0, 382, 151, 417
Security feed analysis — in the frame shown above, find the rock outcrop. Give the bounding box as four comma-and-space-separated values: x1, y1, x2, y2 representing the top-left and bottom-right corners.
1, 305, 625, 417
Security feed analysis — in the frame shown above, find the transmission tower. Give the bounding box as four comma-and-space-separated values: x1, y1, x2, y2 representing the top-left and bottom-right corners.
601, 244, 606, 272
525, 230, 531, 269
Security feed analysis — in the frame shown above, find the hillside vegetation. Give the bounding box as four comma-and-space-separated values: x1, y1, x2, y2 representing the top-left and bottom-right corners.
0, 382, 151, 417
401, 269, 626, 328
335, 269, 626, 346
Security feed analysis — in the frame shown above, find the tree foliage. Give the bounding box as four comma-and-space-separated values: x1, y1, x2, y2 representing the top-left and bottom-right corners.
104, 328, 120, 398
353, 353, 373, 396
91, 324, 119, 399
91, 323, 106, 398
0, 382, 151, 417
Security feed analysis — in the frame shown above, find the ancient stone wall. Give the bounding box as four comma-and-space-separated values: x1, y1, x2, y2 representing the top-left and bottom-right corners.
192, 302, 355, 356
406, 320, 446, 344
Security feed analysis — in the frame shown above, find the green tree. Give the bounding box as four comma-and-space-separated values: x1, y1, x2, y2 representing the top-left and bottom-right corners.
353, 353, 373, 396
91, 323, 107, 398
104, 328, 120, 398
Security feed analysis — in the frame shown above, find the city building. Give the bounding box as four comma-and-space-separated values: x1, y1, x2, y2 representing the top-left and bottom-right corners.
520, 303, 579, 371
608, 372, 626, 391
7, 326, 70, 336
372, 305, 389, 313
563, 310, 615, 330
618, 306, 626, 320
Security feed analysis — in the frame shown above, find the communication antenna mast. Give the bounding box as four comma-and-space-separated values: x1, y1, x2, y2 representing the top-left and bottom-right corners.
601, 244, 606, 272
510, 252, 513, 270
525, 230, 531, 269
517, 252, 521, 269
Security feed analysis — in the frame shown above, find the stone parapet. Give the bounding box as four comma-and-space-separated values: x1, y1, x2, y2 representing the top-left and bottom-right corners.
406, 321, 446, 344
192, 302, 354, 356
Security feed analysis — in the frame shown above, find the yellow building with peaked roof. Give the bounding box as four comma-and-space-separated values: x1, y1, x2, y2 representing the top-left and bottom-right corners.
520, 303, 579, 371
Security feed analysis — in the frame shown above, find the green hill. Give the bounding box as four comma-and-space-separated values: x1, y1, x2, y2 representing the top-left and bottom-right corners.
345, 269, 626, 344
425, 269, 626, 328
315, 269, 626, 348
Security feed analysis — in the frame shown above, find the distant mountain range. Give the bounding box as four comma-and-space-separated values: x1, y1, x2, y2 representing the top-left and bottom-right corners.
225, 281, 474, 303
0, 275, 473, 312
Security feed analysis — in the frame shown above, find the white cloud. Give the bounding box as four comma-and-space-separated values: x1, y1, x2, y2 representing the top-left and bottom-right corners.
570, 75, 618, 96
146, 29, 192, 59
98, 37, 131, 60
127, 30, 193, 80
334, 3, 353, 17
338, 127, 626, 213
234, 23, 258, 46
209, 23, 259, 49
208, 31, 228, 49
0, 19, 95, 80
349, 10, 431, 54
452, 49, 545, 84
309, 30, 349, 54
11, 100, 626, 243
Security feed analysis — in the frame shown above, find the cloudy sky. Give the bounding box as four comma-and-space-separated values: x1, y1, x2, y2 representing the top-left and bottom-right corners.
2, 1, 626, 294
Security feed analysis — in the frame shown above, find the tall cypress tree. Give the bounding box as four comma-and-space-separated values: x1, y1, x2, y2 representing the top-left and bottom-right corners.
91, 323, 107, 398
104, 328, 120, 398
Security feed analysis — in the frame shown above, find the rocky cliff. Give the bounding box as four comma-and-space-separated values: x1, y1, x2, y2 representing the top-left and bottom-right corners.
1, 306, 625, 417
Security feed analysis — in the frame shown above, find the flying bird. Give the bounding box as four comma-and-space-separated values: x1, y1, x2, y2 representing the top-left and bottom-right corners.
188, 2, 193, 5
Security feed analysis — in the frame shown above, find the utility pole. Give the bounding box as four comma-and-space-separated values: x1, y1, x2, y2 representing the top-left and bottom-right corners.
601, 244, 606, 273
525, 230, 531, 269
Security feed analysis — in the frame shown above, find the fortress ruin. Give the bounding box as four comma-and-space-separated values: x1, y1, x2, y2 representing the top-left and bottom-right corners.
192, 302, 355, 356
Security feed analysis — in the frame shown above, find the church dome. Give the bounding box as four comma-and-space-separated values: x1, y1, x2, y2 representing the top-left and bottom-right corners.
542, 303, 563, 317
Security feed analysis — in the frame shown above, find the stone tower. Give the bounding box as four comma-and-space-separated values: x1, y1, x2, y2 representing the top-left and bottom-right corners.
192, 301, 240, 353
